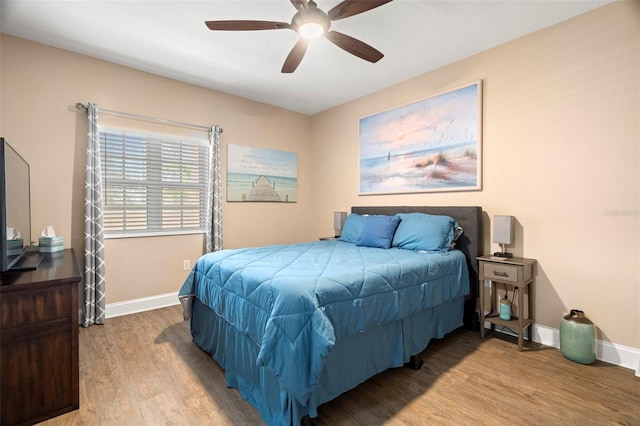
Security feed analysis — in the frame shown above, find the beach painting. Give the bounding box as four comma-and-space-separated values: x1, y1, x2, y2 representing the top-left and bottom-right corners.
359, 81, 482, 194
227, 144, 297, 202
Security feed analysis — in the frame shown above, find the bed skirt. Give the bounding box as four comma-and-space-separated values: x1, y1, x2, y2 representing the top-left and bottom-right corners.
189, 295, 464, 426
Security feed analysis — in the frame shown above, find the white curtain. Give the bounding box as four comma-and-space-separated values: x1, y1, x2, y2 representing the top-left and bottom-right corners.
82, 102, 106, 327
206, 125, 223, 252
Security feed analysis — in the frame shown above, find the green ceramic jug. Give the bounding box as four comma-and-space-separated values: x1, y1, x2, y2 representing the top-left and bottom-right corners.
559, 309, 597, 365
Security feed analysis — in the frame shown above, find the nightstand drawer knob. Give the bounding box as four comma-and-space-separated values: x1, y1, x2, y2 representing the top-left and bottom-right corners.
493, 271, 509, 277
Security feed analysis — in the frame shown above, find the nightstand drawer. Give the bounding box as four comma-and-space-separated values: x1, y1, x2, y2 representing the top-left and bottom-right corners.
482, 263, 519, 283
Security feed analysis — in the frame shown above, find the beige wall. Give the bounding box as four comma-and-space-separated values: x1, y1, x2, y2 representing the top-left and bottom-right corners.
1, 35, 313, 303
310, 1, 639, 348
1, 2, 638, 349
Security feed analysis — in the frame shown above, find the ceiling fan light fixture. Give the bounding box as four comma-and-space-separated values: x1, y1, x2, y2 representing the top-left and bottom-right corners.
293, 3, 330, 39
299, 22, 324, 39
205, 0, 394, 73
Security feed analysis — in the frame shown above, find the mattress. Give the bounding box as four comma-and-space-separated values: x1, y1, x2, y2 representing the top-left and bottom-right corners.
179, 239, 470, 407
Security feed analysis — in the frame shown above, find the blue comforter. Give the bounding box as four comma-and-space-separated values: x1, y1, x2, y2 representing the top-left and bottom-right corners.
179, 239, 469, 406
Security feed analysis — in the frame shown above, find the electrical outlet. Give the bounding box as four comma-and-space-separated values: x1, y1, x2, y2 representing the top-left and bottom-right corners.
183, 260, 190, 271
484, 279, 491, 288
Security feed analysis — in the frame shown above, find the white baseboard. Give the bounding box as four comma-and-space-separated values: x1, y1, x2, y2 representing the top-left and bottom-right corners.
107, 297, 640, 377
105, 291, 179, 319
487, 322, 640, 377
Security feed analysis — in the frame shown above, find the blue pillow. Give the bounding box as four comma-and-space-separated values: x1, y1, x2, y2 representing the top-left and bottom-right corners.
337, 213, 365, 243
356, 215, 401, 249
392, 213, 458, 251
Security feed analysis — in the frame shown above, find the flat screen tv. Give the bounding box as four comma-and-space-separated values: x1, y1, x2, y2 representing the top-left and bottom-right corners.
1, 137, 39, 272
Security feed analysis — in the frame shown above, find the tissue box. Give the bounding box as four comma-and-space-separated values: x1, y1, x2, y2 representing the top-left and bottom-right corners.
7, 238, 24, 249
39, 236, 64, 253
39, 236, 63, 246
7, 238, 24, 256
39, 245, 64, 253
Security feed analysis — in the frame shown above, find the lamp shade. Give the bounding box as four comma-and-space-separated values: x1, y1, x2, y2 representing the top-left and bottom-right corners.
334, 212, 347, 237
493, 215, 513, 245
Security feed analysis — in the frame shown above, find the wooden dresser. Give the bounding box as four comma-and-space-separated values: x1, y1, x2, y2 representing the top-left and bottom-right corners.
1, 249, 81, 425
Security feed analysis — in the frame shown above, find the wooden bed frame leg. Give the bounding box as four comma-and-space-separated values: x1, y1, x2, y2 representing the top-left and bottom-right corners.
301, 414, 315, 426
403, 355, 424, 370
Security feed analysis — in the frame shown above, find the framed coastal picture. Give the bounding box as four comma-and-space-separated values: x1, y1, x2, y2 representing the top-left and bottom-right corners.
359, 81, 482, 195
227, 144, 298, 202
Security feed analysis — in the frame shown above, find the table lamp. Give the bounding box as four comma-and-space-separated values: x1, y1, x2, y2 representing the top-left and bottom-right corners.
493, 215, 513, 258
334, 212, 347, 238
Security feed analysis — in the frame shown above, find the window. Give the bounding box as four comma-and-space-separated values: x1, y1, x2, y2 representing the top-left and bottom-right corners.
99, 129, 209, 238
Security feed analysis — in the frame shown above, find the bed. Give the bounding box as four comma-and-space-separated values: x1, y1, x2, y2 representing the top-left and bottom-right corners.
179, 206, 482, 425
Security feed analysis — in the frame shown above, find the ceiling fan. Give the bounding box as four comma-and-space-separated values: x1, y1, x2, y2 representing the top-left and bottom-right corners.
205, 0, 394, 73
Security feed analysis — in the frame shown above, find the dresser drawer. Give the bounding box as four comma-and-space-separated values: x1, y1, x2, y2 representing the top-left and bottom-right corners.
1, 285, 72, 329
482, 262, 520, 283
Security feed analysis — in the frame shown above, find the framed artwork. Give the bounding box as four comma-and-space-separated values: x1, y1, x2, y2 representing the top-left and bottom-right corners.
227, 144, 297, 202
359, 81, 482, 195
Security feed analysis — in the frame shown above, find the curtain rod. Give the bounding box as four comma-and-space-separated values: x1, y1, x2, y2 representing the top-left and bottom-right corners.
75, 102, 222, 133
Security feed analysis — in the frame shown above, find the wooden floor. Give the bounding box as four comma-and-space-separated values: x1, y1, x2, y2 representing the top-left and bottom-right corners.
41, 305, 639, 425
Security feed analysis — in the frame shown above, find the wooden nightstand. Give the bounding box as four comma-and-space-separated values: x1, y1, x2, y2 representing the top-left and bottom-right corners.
477, 255, 537, 351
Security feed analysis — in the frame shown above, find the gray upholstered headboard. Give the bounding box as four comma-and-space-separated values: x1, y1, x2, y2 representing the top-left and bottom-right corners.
351, 206, 483, 330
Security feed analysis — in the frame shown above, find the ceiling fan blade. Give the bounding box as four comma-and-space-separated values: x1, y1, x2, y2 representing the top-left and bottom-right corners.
325, 31, 384, 63
327, 0, 393, 21
282, 39, 309, 73
289, 0, 309, 12
205, 20, 291, 31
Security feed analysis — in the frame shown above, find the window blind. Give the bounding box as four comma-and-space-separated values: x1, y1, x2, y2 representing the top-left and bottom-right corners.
99, 129, 209, 237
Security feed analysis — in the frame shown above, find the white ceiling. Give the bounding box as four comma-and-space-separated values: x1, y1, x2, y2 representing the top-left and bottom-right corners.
1, 0, 611, 115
